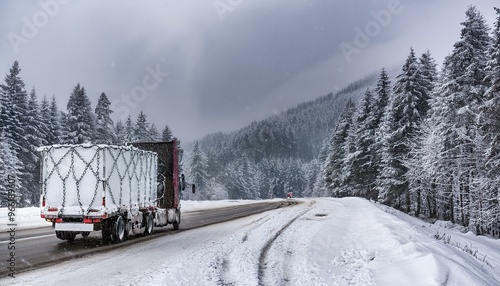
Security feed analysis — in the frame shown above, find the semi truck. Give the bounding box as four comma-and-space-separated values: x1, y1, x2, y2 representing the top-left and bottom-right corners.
39, 140, 193, 243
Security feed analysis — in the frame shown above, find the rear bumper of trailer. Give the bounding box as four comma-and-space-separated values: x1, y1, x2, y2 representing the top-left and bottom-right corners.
55, 223, 95, 232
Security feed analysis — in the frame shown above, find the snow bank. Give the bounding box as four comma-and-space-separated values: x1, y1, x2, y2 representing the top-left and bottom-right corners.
0, 207, 51, 230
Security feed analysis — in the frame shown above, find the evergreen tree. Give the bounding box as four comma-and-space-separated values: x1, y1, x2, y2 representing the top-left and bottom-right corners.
349, 88, 378, 199
0, 61, 30, 205
323, 99, 356, 197
59, 110, 69, 144
26, 88, 47, 148
373, 68, 391, 130
94, 92, 115, 144
0, 132, 21, 206
162, 124, 173, 141
39, 96, 51, 145
431, 6, 491, 226
148, 123, 160, 141
407, 51, 439, 217
377, 48, 428, 212
477, 7, 500, 235
47, 96, 62, 145
114, 120, 126, 144
348, 70, 391, 200
64, 84, 96, 144
419, 50, 438, 111
24, 88, 47, 204
0, 61, 26, 151
188, 141, 208, 192
134, 111, 150, 141
124, 115, 135, 142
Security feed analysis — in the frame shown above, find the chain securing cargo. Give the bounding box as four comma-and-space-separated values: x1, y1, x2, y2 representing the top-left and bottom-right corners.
38, 144, 158, 218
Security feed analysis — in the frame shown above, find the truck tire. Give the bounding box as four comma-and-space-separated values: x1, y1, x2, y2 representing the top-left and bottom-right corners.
57, 231, 76, 241
55, 231, 64, 240
112, 216, 126, 243
101, 219, 113, 244
144, 213, 154, 235
173, 209, 180, 230
65, 232, 77, 241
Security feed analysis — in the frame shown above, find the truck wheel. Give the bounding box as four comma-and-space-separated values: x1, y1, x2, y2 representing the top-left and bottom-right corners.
144, 213, 154, 235
101, 219, 113, 244
55, 231, 64, 240
173, 209, 180, 230
112, 216, 126, 243
65, 231, 76, 241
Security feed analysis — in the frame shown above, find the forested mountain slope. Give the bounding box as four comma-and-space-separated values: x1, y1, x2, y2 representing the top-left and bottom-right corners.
187, 73, 379, 200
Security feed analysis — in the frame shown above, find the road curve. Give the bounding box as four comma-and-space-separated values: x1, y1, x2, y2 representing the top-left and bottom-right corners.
0, 200, 298, 276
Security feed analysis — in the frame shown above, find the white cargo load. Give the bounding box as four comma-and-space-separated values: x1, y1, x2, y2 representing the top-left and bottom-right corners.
39, 144, 158, 218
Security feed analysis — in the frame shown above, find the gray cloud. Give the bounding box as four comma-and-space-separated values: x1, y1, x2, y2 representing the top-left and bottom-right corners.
1, 0, 498, 142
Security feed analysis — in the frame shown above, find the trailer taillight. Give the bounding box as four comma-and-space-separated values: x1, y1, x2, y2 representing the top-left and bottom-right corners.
42, 197, 46, 207
54, 218, 62, 223
84, 217, 102, 224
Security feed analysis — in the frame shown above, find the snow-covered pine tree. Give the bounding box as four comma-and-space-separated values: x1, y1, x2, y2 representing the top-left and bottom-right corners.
64, 84, 96, 144
24, 88, 48, 204
188, 141, 208, 194
477, 7, 500, 236
226, 156, 261, 199
0, 61, 31, 205
148, 123, 160, 141
26, 88, 48, 148
94, 92, 116, 144
47, 96, 62, 145
432, 6, 491, 226
406, 51, 439, 217
349, 88, 377, 199
283, 158, 306, 198
372, 68, 391, 130
377, 48, 427, 212
311, 140, 329, 197
134, 111, 150, 141
348, 70, 391, 200
59, 110, 69, 143
0, 132, 21, 206
162, 124, 173, 141
39, 96, 51, 145
0, 61, 26, 151
124, 115, 134, 142
323, 99, 356, 197
419, 50, 438, 109
114, 120, 126, 144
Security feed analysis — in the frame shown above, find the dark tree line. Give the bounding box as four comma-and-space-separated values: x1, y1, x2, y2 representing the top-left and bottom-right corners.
0, 61, 175, 206
322, 6, 500, 237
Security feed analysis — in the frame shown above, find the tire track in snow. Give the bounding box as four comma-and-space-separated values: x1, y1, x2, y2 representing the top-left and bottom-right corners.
258, 201, 315, 286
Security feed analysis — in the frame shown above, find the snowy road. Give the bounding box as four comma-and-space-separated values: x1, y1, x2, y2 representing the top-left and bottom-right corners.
3, 198, 500, 285
0, 200, 291, 277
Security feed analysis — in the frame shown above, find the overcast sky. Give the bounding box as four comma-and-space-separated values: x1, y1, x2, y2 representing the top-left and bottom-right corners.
0, 0, 498, 142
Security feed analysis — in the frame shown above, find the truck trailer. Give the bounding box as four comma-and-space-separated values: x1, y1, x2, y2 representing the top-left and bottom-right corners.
39, 140, 191, 243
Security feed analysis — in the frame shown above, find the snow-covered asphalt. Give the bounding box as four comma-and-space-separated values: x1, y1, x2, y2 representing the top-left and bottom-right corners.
3, 198, 500, 285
